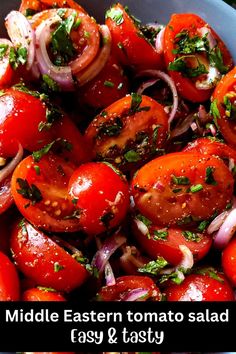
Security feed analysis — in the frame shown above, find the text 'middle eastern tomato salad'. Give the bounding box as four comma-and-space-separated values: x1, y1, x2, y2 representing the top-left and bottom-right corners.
0, 0, 236, 302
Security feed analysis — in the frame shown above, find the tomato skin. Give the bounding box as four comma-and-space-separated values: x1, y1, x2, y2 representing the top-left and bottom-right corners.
132, 222, 212, 266
131, 152, 234, 226
211, 67, 236, 149
11, 153, 82, 233
164, 14, 233, 102
0, 250, 20, 301
79, 54, 130, 110
183, 137, 236, 162
20, 0, 86, 14
165, 271, 234, 301
68, 162, 130, 235
10, 221, 89, 292
222, 237, 236, 287
22, 287, 66, 301
98, 275, 161, 301
0, 88, 52, 157
85, 94, 168, 171
105, 3, 163, 71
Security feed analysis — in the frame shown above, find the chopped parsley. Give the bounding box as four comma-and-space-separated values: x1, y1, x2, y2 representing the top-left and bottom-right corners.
100, 211, 114, 228
9, 46, 28, 70
223, 95, 236, 120
38, 102, 63, 132
124, 150, 141, 162
41, 74, 60, 93
53, 262, 65, 272
16, 178, 42, 205
50, 15, 76, 66
209, 46, 228, 74
210, 99, 220, 126
105, 7, 124, 25
25, 8, 37, 17
136, 214, 152, 228
205, 166, 217, 185
172, 175, 190, 185
173, 30, 208, 55
153, 229, 168, 240
97, 117, 123, 138
182, 230, 201, 242
190, 184, 203, 193
104, 80, 115, 88
168, 56, 208, 78
0, 44, 9, 59
32, 141, 55, 162
138, 257, 168, 276
194, 267, 224, 283
197, 220, 209, 232
130, 93, 150, 113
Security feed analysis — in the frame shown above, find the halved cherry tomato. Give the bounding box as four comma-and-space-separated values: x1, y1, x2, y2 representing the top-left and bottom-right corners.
211, 66, 236, 149
183, 137, 236, 163
97, 275, 161, 301
85, 94, 168, 171
164, 14, 233, 102
11, 153, 82, 233
132, 222, 212, 266
105, 3, 163, 71
0, 39, 14, 89
22, 287, 66, 301
79, 54, 130, 111
10, 220, 89, 292
30, 8, 100, 76
131, 152, 234, 226
68, 162, 130, 235
165, 268, 234, 301
0, 250, 20, 301
0, 88, 52, 156
0, 176, 13, 214
222, 237, 236, 287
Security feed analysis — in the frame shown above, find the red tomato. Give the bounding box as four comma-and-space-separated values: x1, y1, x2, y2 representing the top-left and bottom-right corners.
11, 153, 82, 233
211, 66, 236, 149
105, 3, 163, 71
20, 0, 86, 14
165, 269, 234, 301
0, 40, 14, 89
68, 162, 130, 235
0, 176, 13, 214
183, 137, 236, 162
79, 54, 129, 110
164, 14, 233, 102
22, 287, 66, 301
97, 275, 161, 301
0, 88, 52, 156
222, 237, 236, 287
10, 220, 89, 292
85, 94, 168, 171
0, 250, 20, 300
132, 222, 212, 266
131, 152, 234, 226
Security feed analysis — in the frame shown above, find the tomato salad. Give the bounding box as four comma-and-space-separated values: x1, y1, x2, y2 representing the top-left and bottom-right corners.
0, 0, 236, 302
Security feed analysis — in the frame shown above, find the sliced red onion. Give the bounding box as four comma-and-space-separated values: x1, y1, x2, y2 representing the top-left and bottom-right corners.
190, 122, 198, 132
178, 245, 194, 270
195, 66, 221, 90
198, 27, 217, 50
207, 210, 229, 234
198, 104, 208, 123
214, 208, 236, 249
5, 11, 35, 70
155, 27, 165, 54
133, 218, 149, 236
0, 144, 23, 184
136, 69, 178, 124
95, 236, 116, 286
229, 158, 235, 172
170, 112, 196, 139
35, 15, 75, 91
92, 233, 126, 273
76, 25, 111, 86
121, 288, 149, 301
136, 78, 159, 95
208, 123, 217, 136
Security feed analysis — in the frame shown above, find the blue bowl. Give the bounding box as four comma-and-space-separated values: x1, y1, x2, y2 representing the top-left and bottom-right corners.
0, 0, 236, 60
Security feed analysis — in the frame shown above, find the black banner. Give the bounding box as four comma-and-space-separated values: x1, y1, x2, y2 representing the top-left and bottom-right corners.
0, 301, 235, 351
